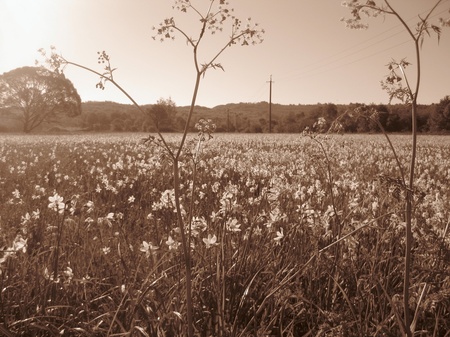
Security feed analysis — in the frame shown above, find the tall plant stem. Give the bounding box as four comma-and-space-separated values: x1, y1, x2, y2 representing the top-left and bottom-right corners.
172, 67, 202, 337
173, 160, 194, 337
382, 1, 444, 333
176, 72, 202, 160
51, 211, 66, 302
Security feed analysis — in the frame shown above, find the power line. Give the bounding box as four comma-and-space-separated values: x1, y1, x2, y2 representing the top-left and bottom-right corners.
249, 2, 450, 105
289, 38, 412, 83
277, 4, 449, 83
249, 82, 267, 102
292, 39, 411, 82
278, 30, 407, 82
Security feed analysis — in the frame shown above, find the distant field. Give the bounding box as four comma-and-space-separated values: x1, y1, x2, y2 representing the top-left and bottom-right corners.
0, 133, 449, 336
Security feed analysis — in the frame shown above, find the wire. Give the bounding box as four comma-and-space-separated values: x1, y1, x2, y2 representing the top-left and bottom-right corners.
249, 82, 267, 102
276, 3, 450, 83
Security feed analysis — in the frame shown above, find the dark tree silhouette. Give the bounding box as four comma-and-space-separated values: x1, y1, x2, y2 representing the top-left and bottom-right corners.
146, 97, 177, 132
0, 66, 81, 133
428, 95, 450, 132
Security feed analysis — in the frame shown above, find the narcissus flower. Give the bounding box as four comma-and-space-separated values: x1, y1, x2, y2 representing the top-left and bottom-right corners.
203, 234, 218, 248
140, 241, 158, 258
48, 193, 65, 214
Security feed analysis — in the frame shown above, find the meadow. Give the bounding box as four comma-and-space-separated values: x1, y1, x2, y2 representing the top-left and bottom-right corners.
0, 133, 449, 336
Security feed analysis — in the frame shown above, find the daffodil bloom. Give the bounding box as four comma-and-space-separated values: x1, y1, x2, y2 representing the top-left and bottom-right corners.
85, 201, 94, 213
12, 189, 21, 199
13, 236, 27, 253
32, 209, 40, 219
226, 218, 241, 232
140, 241, 158, 258
203, 234, 218, 249
20, 212, 31, 225
274, 228, 284, 245
63, 266, 73, 281
48, 193, 65, 214
166, 235, 180, 251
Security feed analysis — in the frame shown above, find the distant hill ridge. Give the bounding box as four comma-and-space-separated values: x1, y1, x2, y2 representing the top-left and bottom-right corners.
0, 100, 440, 133
79, 100, 351, 124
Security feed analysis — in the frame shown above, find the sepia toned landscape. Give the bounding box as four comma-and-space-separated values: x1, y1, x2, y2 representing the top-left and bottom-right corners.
1, 0, 450, 336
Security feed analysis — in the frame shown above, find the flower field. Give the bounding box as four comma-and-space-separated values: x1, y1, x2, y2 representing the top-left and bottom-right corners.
0, 133, 449, 336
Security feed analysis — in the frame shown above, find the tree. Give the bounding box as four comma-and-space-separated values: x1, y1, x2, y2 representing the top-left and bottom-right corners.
373, 103, 389, 130
311, 103, 338, 131
385, 106, 402, 131
280, 111, 304, 133
0, 66, 81, 133
147, 97, 177, 132
428, 95, 450, 132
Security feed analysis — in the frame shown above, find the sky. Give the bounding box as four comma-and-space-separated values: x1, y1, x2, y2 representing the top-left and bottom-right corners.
1, 0, 449, 108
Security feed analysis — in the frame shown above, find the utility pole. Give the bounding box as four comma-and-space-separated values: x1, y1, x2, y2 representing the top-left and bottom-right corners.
267, 75, 273, 133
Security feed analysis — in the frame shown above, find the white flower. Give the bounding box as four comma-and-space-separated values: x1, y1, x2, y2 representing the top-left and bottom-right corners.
100, 213, 115, 227
32, 209, 40, 219
166, 235, 180, 251
203, 234, 218, 249
63, 266, 73, 281
12, 189, 21, 199
160, 189, 175, 209
48, 193, 65, 214
85, 201, 94, 213
13, 236, 27, 253
210, 211, 222, 223
371, 201, 379, 212
226, 218, 241, 232
140, 241, 158, 258
44, 267, 59, 283
274, 228, 284, 245
21, 213, 31, 225
43, 267, 51, 280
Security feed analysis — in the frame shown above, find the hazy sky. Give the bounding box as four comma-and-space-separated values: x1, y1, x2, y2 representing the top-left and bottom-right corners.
1, 0, 449, 107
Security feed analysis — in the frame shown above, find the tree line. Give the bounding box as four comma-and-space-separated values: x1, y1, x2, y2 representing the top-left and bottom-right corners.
1, 66, 449, 134
80, 99, 450, 134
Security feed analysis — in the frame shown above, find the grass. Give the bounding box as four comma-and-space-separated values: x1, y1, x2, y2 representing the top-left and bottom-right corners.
0, 133, 449, 336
